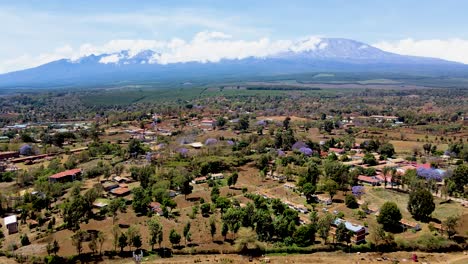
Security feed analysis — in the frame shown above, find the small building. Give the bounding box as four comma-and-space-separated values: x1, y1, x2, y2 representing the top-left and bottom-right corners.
357, 175, 380, 186
49, 168, 82, 183
192, 176, 207, 184
200, 119, 215, 128
284, 183, 297, 191
113, 176, 131, 183
210, 173, 224, 180
169, 190, 178, 198
0, 151, 19, 161
102, 181, 119, 191
190, 142, 203, 149
110, 187, 131, 197
329, 148, 345, 155
4, 215, 18, 235
148, 202, 164, 215
400, 219, 421, 231
331, 218, 366, 244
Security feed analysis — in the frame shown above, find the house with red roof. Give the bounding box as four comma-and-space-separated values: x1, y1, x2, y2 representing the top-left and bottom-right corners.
357, 175, 380, 186
49, 168, 82, 183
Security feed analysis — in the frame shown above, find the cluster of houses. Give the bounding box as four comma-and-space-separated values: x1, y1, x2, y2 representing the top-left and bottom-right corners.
257, 191, 309, 214
192, 173, 225, 184
256, 190, 367, 244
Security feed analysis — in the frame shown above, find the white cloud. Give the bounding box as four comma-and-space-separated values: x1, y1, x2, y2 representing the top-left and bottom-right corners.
289, 36, 323, 52
4, 34, 468, 74
99, 54, 121, 64
155, 31, 292, 64
374, 38, 468, 64
0, 32, 298, 72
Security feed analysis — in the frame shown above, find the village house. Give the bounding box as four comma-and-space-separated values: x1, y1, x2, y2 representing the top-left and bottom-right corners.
331, 218, 367, 244
148, 202, 164, 216
110, 187, 131, 197
48, 168, 82, 183
4, 215, 18, 235
328, 148, 345, 155
400, 219, 421, 231
210, 173, 224, 180
0, 151, 19, 161
284, 183, 297, 191
192, 176, 207, 184
267, 171, 286, 182
200, 119, 215, 129
102, 181, 119, 191
357, 175, 381, 186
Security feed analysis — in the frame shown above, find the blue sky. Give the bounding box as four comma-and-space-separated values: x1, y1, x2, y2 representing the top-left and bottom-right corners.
1, 0, 468, 72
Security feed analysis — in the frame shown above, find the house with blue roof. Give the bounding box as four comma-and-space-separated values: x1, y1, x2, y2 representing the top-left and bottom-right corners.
331, 218, 366, 244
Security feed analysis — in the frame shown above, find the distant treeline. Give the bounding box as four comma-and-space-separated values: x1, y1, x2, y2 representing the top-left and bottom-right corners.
246, 86, 321, 91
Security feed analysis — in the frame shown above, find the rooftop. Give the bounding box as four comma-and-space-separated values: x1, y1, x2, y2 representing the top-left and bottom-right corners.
4, 215, 17, 225
49, 168, 82, 179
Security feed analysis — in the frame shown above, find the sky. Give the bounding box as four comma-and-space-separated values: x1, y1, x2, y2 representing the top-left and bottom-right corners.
1, 0, 468, 73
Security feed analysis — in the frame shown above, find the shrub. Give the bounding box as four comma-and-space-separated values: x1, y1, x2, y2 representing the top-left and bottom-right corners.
345, 194, 359, 209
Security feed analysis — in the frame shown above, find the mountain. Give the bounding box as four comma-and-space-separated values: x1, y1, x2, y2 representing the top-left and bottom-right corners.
0, 38, 466, 88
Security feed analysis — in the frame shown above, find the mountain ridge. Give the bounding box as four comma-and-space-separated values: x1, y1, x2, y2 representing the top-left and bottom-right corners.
1, 38, 466, 88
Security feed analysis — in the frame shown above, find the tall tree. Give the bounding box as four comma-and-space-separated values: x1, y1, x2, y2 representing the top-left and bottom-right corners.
378, 202, 402, 231
97, 231, 105, 255
408, 188, 435, 222
183, 222, 191, 245
317, 213, 334, 244
71, 230, 87, 255
210, 216, 217, 241
147, 216, 163, 250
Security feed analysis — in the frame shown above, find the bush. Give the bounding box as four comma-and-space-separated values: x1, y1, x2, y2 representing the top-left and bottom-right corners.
20, 234, 30, 246
345, 194, 359, 209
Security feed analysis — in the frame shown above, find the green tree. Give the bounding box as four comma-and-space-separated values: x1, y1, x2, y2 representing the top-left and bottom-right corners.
293, 224, 316, 246
227, 172, 239, 188
234, 227, 263, 253
132, 187, 150, 215
183, 222, 191, 245
20, 234, 30, 246
127, 139, 145, 156
107, 197, 126, 224
448, 164, 468, 195
210, 216, 217, 241
132, 235, 142, 249
442, 215, 459, 239
216, 116, 226, 128
89, 235, 98, 255
377, 202, 402, 231
147, 216, 163, 250
97, 231, 105, 255
345, 194, 359, 209
118, 233, 128, 252
378, 143, 395, 158
201, 203, 211, 216
302, 183, 316, 203
126, 225, 139, 251
52, 240, 60, 255
169, 229, 181, 247
407, 188, 435, 222
221, 222, 229, 240
363, 153, 377, 166
317, 213, 334, 244
72, 230, 87, 255
322, 179, 339, 200
238, 115, 250, 131
335, 223, 351, 246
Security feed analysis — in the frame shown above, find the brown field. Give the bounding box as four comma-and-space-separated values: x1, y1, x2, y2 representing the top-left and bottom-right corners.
99, 252, 468, 264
